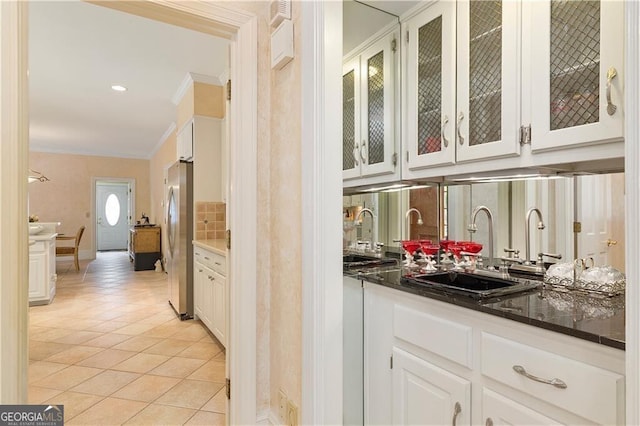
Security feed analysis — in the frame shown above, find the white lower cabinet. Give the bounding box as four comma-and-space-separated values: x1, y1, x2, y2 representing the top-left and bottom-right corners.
193, 245, 226, 348
392, 347, 471, 425
482, 388, 563, 426
29, 237, 57, 305
363, 283, 625, 425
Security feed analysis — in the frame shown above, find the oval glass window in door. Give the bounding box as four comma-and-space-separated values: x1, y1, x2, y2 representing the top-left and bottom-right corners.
105, 193, 121, 226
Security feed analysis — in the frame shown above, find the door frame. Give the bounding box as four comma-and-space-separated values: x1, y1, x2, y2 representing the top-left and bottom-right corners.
93, 178, 135, 255
0, 2, 259, 423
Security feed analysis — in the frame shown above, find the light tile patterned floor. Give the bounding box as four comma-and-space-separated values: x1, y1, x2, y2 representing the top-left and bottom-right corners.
28, 252, 226, 425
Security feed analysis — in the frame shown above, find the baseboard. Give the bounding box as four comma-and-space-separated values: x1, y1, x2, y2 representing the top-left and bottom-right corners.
55, 249, 95, 262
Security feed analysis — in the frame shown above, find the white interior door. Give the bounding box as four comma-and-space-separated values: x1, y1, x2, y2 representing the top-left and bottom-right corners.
96, 182, 130, 251
576, 174, 621, 268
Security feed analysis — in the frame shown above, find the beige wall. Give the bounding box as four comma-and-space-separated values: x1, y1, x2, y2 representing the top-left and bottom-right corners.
268, 2, 302, 417
28, 151, 150, 255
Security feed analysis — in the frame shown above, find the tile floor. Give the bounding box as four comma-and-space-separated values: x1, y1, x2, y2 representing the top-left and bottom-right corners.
28, 252, 226, 425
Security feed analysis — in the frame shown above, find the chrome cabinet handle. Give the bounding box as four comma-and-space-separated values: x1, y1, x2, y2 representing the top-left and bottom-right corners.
441, 115, 449, 147
452, 402, 461, 426
606, 67, 618, 116
360, 141, 367, 163
485, 418, 494, 426
512, 365, 567, 389
457, 112, 465, 145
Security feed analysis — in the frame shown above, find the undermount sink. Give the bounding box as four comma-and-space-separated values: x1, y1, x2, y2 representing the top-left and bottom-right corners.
343, 253, 399, 271
401, 271, 541, 300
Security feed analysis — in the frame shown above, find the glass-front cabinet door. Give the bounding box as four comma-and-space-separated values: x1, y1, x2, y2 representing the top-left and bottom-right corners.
343, 31, 397, 183
343, 57, 361, 180
456, 0, 520, 162
404, 1, 456, 171
528, 0, 623, 151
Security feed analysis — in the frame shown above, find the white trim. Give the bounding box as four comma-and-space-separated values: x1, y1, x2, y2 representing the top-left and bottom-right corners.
625, 1, 639, 424
171, 71, 226, 105
148, 122, 177, 159
28, 145, 153, 160
227, 9, 258, 424
260, 409, 277, 425
8, 1, 259, 420
301, 2, 343, 425
0, 1, 30, 402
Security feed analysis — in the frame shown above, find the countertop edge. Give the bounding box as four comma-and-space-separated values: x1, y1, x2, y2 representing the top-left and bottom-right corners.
30, 232, 58, 241
192, 239, 226, 256
346, 269, 625, 351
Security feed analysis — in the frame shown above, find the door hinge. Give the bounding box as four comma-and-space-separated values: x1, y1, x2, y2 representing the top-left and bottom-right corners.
226, 377, 231, 399
226, 229, 231, 249
226, 79, 232, 101
573, 221, 582, 233
406, 30, 409, 43
392, 152, 398, 166
390, 355, 394, 369
391, 38, 397, 53
519, 124, 531, 145
406, 151, 409, 163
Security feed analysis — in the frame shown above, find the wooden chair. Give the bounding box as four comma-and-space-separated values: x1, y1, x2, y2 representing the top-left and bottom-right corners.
56, 226, 85, 272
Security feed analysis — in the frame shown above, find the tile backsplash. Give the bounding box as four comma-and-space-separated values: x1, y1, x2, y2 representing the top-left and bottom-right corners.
195, 201, 226, 240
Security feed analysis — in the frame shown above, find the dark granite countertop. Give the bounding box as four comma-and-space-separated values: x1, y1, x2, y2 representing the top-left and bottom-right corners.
346, 267, 625, 350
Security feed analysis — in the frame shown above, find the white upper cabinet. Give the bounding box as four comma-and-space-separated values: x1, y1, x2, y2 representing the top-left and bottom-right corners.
456, 0, 520, 162
527, 0, 623, 152
400, 0, 624, 179
343, 29, 399, 186
177, 120, 194, 162
404, 2, 456, 171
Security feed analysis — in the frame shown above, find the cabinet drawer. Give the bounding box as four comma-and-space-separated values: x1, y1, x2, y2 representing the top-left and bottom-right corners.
481, 332, 624, 425
194, 246, 225, 275
30, 242, 45, 253
393, 304, 472, 368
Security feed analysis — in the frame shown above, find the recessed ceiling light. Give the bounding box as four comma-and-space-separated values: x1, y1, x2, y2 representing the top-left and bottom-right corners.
111, 85, 127, 92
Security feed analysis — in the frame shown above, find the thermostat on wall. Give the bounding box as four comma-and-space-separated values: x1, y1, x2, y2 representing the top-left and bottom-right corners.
270, 0, 291, 28
271, 20, 294, 70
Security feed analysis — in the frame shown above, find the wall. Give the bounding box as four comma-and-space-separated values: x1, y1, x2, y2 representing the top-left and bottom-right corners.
268, 2, 302, 417
28, 151, 150, 257
149, 131, 177, 262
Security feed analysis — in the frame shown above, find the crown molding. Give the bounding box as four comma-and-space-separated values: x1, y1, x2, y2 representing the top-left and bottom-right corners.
171, 72, 225, 105
149, 122, 177, 158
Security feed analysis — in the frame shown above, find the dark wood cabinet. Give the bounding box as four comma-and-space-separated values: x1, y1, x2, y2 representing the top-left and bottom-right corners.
129, 226, 161, 271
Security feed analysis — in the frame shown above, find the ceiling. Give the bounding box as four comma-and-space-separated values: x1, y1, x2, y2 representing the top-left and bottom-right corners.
28, 1, 229, 160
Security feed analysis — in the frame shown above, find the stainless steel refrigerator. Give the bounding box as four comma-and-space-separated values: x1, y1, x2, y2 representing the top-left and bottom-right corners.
166, 160, 193, 319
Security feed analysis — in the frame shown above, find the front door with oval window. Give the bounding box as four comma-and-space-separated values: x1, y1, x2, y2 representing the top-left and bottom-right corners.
96, 182, 130, 251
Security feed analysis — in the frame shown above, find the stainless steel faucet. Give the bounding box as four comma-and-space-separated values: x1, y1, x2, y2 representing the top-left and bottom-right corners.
404, 208, 424, 239
355, 208, 377, 247
468, 205, 494, 268
524, 207, 545, 265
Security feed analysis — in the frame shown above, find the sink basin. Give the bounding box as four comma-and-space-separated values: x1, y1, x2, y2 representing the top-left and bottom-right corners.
401, 271, 541, 300
343, 253, 399, 271
28, 224, 44, 235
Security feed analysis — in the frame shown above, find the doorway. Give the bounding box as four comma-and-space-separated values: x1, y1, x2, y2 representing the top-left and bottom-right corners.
95, 180, 133, 251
